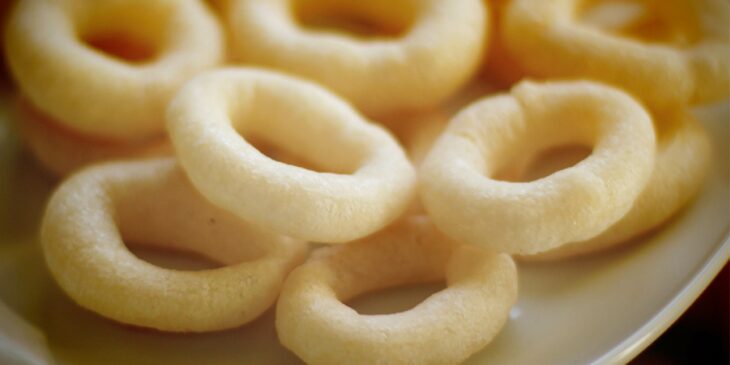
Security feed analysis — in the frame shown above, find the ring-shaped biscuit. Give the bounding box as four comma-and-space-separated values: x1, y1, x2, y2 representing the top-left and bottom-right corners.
4, 0, 224, 141
502, 0, 730, 109
15, 98, 171, 177
226, 0, 488, 116
166, 68, 416, 243
420, 80, 656, 254
276, 216, 518, 365
41, 158, 308, 332
526, 108, 711, 260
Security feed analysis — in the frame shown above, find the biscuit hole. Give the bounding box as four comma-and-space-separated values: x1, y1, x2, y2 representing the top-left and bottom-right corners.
84, 33, 158, 63
291, 0, 417, 38
579, 0, 701, 46
347, 282, 445, 315
247, 135, 357, 175
496, 144, 592, 182
127, 245, 225, 271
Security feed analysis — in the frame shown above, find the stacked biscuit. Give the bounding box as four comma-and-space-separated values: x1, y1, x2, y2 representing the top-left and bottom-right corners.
3, 0, 727, 364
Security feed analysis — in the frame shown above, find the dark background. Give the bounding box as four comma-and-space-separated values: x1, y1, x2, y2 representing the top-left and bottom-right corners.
632, 264, 729, 365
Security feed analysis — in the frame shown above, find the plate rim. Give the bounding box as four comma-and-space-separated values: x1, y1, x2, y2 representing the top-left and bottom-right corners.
595, 228, 730, 365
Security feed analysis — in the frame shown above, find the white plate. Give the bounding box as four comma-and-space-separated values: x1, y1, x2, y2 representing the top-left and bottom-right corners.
0, 91, 728, 365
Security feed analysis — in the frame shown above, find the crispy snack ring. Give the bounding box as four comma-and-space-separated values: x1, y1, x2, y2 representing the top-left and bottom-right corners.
420, 80, 656, 255
276, 216, 518, 365
41, 158, 308, 332
226, 0, 488, 116
167, 68, 416, 243
502, 0, 730, 109
526, 108, 712, 260
15, 98, 171, 177
4, 0, 223, 141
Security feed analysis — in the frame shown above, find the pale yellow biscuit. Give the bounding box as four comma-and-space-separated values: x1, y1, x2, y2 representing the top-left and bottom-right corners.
41, 158, 308, 332
226, 0, 488, 116
276, 216, 518, 365
5, 0, 224, 141
420, 80, 656, 254
502, 0, 730, 109
524, 107, 712, 260
14, 98, 171, 177
167, 68, 416, 243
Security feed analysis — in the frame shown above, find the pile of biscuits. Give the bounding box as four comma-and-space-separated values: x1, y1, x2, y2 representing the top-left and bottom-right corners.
2, 0, 727, 364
